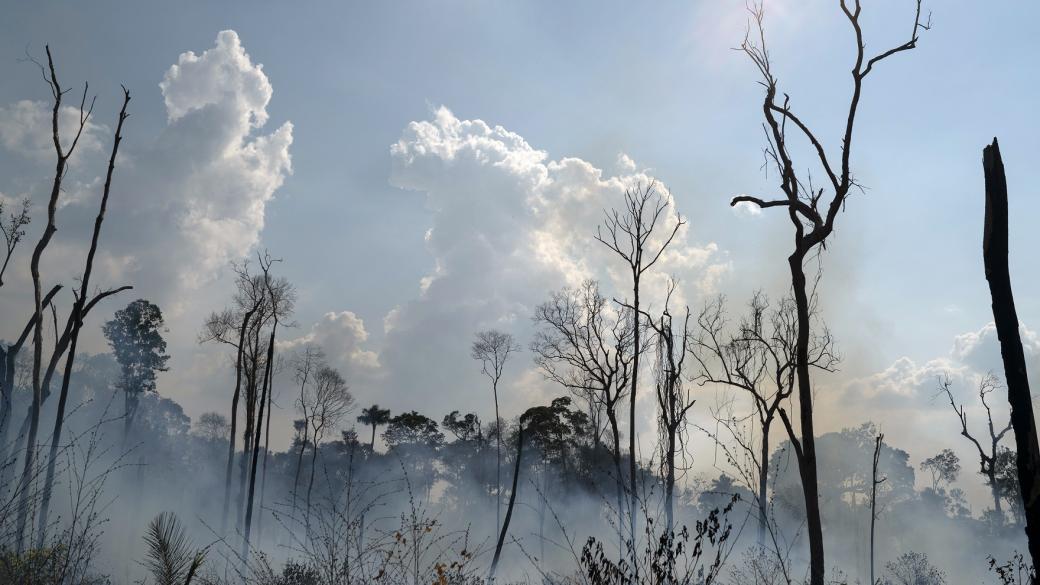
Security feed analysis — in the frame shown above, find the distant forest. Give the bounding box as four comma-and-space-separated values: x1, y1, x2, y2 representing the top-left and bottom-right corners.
3, 1, 1040, 585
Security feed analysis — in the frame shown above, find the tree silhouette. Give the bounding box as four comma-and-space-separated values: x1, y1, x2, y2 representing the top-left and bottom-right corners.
596, 181, 683, 566
471, 329, 519, 538
938, 373, 1011, 521
731, 3, 928, 582
982, 137, 1040, 574
103, 299, 171, 437
358, 404, 391, 452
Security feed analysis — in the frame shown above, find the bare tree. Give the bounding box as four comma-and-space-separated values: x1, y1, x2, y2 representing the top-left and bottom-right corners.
471, 329, 519, 537
0, 284, 60, 478
36, 86, 133, 548
982, 138, 1040, 573
531, 279, 635, 556
730, 4, 927, 582
200, 262, 266, 534
639, 279, 694, 536
938, 373, 1012, 522
301, 365, 355, 515
16, 45, 97, 555
596, 181, 684, 561
242, 253, 294, 553
692, 291, 835, 551
290, 344, 325, 515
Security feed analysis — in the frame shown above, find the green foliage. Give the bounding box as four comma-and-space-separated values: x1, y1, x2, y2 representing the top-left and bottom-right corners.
383, 411, 445, 450
142, 512, 206, 585
103, 299, 170, 399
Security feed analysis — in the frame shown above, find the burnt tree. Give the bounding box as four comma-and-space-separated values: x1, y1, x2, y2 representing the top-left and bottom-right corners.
982, 138, 1040, 570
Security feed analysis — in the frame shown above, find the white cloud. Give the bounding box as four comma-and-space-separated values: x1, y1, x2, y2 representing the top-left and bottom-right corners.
0, 30, 293, 418
375, 106, 727, 416
160, 30, 273, 128
616, 152, 637, 173
0, 99, 107, 163
280, 311, 380, 378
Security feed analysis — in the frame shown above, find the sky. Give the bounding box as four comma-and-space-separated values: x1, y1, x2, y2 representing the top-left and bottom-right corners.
3, 0, 1040, 508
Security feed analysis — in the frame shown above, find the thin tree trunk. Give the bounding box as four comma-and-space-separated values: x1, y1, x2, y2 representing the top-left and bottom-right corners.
608, 412, 625, 560
17, 47, 76, 552
489, 413, 526, 583
990, 472, 1005, 522
982, 138, 1040, 573
665, 427, 676, 536
494, 380, 501, 538
869, 433, 883, 585
0, 286, 60, 493
258, 349, 274, 541
628, 275, 640, 564
243, 328, 274, 556
292, 422, 308, 515
758, 420, 771, 546
305, 430, 320, 524
789, 251, 825, 585
223, 306, 257, 535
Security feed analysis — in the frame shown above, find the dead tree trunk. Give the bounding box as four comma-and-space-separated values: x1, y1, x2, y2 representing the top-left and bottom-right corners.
869, 433, 885, 585
17, 46, 96, 553
982, 138, 1040, 572
242, 327, 275, 555
222, 304, 258, 535
0, 285, 61, 484
36, 87, 131, 549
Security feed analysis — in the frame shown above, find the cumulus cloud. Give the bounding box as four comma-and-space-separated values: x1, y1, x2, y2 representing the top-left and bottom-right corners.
374, 106, 727, 415
840, 322, 1040, 410
0, 31, 293, 428
280, 311, 380, 378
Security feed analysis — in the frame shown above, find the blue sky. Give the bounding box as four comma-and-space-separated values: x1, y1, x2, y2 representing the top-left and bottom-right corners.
3, 1, 1040, 505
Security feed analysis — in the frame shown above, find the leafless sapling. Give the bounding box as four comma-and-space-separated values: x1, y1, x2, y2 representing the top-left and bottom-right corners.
471, 329, 519, 539
596, 181, 684, 568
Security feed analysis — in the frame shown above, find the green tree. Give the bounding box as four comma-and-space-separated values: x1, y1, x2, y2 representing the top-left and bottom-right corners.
103, 299, 171, 436
357, 404, 391, 452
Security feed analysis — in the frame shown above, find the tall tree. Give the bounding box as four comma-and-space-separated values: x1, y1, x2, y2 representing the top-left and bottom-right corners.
15, 46, 98, 553
290, 345, 324, 515
243, 252, 294, 550
200, 261, 267, 533
640, 280, 694, 536
301, 365, 354, 514
982, 137, 1040, 573
357, 404, 391, 452
692, 292, 836, 548
870, 432, 885, 585
730, 4, 927, 582
36, 87, 133, 548
596, 181, 683, 563
102, 299, 171, 438
471, 329, 519, 538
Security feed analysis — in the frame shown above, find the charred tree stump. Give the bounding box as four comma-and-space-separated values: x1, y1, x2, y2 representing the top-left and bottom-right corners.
982, 137, 1040, 575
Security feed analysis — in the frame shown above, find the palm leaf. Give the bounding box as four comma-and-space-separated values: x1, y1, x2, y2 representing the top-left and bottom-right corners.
142, 512, 207, 585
